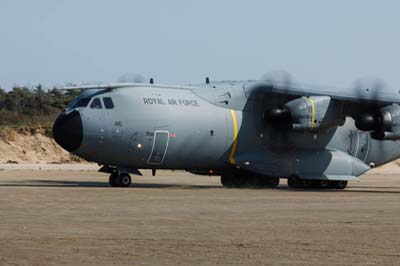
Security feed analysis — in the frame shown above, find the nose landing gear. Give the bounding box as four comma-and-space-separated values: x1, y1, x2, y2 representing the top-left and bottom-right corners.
109, 173, 132, 187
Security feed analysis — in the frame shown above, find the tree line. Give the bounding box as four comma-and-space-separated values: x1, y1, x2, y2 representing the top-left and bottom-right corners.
0, 85, 82, 126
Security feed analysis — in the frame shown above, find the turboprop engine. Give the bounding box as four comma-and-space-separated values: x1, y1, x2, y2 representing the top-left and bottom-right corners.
264, 96, 344, 131
355, 104, 400, 140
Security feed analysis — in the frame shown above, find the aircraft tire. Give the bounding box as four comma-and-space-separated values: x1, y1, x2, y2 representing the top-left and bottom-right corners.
221, 174, 234, 188
118, 173, 132, 187
334, 180, 348, 189
109, 173, 119, 187
232, 175, 247, 188
253, 176, 267, 188
301, 179, 313, 189
266, 177, 280, 188
312, 180, 330, 189
287, 176, 302, 189
244, 175, 257, 187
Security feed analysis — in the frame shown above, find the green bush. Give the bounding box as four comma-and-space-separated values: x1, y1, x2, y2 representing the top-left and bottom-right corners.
0, 85, 81, 127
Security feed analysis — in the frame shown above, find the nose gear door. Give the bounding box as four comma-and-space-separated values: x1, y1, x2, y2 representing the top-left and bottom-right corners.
147, 130, 170, 165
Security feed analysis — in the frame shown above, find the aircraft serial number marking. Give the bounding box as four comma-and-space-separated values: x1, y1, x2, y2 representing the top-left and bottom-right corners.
143, 98, 199, 107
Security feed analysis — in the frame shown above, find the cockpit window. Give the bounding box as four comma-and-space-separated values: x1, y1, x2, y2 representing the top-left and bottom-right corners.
65, 89, 107, 112
76, 98, 91, 108
67, 96, 91, 110
90, 98, 103, 109
103, 97, 114, 109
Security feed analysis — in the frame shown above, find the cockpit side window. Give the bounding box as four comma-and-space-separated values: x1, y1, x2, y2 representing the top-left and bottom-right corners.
90, 98, 103, 109
76, 98, 91, 108
103, 97, 114, 109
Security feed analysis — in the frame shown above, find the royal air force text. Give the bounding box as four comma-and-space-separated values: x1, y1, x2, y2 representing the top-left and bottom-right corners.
143, 98, 199, 107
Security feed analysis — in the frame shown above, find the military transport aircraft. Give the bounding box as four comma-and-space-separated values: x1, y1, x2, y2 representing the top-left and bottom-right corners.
52, 75, 400, 190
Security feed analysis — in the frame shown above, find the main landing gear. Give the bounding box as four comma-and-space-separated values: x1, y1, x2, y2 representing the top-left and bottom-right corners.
221, 173, 280, 188
220, 173, 348, 190
287, 176, 348, 190
109, 172, 132, 187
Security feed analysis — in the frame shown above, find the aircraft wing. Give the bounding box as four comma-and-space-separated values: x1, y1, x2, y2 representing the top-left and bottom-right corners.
244, 80, 400, 138
245, 80, 400, 107
62, 83, 194, 91
62, 83, 141, 91
244, 79, 400, 125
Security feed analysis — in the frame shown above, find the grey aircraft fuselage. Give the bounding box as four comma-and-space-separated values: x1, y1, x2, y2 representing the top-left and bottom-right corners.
52, 81, 400, 187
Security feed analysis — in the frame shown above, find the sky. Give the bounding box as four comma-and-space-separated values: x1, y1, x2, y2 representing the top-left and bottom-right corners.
0, 0, 399, 90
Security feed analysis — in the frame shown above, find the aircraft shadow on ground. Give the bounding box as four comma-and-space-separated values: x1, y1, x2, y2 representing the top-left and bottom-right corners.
0, 180, 221, 189
1, 180, 400, 193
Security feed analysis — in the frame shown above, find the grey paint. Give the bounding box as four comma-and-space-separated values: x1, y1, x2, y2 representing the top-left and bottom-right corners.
58, 81, 400, 181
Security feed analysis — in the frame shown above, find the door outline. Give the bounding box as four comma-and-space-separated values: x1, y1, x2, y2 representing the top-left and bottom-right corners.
147, 130, 170, 165
352, 131, 370, 162
356, 131, 370, 162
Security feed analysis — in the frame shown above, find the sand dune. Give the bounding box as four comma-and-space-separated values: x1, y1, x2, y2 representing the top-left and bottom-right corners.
0, 126, 82, 164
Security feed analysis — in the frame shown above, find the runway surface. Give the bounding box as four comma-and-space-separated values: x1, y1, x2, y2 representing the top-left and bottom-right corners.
0, 167, 399, 266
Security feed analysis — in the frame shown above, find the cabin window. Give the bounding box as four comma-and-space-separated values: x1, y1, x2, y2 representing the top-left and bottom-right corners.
90, 98, 103, 109
103, 97, 115, 109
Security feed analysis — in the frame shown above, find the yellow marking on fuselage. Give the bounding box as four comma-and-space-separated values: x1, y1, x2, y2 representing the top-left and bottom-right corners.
229, 109, 238, 165
307, 97, 316, 129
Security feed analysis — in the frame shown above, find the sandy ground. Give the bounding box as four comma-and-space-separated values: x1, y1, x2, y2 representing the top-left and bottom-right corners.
0, 166, 399, 266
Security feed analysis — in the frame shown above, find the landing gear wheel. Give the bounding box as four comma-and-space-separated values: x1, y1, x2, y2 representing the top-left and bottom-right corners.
287, 176, 302, 189
313, 180, 330, 189
232, 175, 247, 188
266, 177, 280, 188
221, 173, 251, 188
245, 175, 258, 187
109, 173, 118, 187
109, 173, 131, 187
301, 179, 313, 189
118, 173, 132, 187
253, 176, 268, 188
334, 180, 348, 190
221, 174, 234, 188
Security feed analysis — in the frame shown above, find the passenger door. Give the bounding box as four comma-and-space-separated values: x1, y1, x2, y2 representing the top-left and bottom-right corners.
147, 130, 170, 165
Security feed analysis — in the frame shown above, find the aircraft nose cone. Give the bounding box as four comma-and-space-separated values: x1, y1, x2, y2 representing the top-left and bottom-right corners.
52, 110, 83, 152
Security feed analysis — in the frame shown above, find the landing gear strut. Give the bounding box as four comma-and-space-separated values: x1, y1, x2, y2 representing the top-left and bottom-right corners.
109, 173, 132, 187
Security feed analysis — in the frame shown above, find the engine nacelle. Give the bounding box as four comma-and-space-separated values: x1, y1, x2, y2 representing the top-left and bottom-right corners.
355, 104, 400, 140
264, 96, 343, 131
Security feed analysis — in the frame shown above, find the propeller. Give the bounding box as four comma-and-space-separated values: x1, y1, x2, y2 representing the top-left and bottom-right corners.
353, 77, 388, 102
117, 73, 147, 83
258, 71, 304, 147
260, 70, 301, 90
353, 77, 389, 131
260, 71, 301, 128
